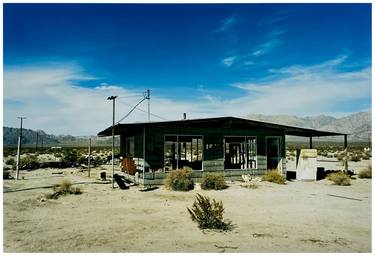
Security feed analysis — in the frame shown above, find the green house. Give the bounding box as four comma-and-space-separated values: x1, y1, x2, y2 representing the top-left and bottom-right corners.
98, 116, 346, 184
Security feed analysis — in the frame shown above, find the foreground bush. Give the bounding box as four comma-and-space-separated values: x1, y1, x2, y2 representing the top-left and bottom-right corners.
164, 167, 194, 191
14, 155, 40, 170
327, 171, 351, 186
358, 165, 372, 179
201, 172, 227, 190
187, 193, 231, 230
46, 179, 82, 199
262, 169, 286, 184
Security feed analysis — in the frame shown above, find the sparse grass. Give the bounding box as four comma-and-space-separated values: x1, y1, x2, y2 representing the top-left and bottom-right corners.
262, 169, 286, 184
240, 182, 259, 189
46, 179, 83, 199
201, 172, 227, 190
358, 165, 372, 179
164, 167, 194, 191
327, 172, 351, 186
187, 193, 231, 231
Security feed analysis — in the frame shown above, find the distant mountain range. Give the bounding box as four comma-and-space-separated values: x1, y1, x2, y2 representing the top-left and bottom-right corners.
245, 112, 371, 141
3, 127, 119, 147
3, 112, 371, 146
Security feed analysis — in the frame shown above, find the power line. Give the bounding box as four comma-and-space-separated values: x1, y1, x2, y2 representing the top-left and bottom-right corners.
117, 99, 169, 121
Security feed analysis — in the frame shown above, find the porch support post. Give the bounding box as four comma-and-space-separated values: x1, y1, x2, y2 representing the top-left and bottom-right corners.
344, 134, 348, 172
143, 126, 146, 187
309, 136, 313, 149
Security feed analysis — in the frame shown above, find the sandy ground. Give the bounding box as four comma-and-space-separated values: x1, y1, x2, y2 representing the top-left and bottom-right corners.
3, 162, 372, 253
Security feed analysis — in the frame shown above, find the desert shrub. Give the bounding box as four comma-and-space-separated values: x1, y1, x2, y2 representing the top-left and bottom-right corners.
61, 150, 78, 164
54, 153, 62, 158
337, 154, 344, 161
3, 169, 11, 179
46, 179, 82, 199
240, 182, 258, 189
187, 193, 231, 230
350, 155, 361, 162
262, 169, 286, 184
17, 155, 40, 170
327, 172, 351, 186
358, 165, 372, 179
5, 158, 15, 166
77, 155, 87, 165
362, 155, 370, 160
201, 172, 227, 190
164, 167, 194, 191
320, 151, 328, 157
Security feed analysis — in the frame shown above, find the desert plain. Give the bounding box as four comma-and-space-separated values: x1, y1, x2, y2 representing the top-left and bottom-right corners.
3, 156, 372, 253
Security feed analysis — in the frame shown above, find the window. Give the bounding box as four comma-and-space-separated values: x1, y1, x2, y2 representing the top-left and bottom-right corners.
224, 136, 257, 169
126, 137, 135, 157
164, 135, 203, 171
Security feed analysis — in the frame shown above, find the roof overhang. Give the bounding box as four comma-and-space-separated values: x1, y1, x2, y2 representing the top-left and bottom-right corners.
97, 116, 348, 137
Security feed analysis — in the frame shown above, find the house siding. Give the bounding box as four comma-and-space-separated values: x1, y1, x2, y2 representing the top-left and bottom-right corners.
120, 126, 286, 183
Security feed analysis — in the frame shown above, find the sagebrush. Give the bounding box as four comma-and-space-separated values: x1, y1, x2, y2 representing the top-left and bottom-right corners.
16, 155, 40, 170
201, 172, 227, 190
327, 171, 351, 186
46, 179, 82, 199
164, 167, 194, 191
262, 169, 286, 184
358, 165, 372, 179
187, 193, 231, 230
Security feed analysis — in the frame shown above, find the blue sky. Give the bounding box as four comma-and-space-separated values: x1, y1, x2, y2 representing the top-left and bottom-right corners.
3, 4, 372, 135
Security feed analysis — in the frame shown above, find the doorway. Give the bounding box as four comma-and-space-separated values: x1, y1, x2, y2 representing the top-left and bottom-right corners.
266, 137, 281, 171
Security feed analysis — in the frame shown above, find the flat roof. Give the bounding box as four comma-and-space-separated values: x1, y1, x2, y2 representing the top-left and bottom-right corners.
97, 116, 348, 137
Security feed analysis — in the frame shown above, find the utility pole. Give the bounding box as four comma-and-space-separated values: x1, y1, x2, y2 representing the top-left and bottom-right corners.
146, 89, 150, 122
107, 95, 117, 188
16, 117, 26, 180
35, 132, 39, 152
88, 138, 91, 177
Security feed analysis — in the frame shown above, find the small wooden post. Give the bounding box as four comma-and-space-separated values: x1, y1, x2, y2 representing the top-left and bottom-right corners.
309, 136, 313, 149
344, 135, 348, 172
88, 138, 91, 177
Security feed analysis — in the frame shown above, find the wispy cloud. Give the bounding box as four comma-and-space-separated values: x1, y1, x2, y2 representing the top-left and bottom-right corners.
230, 55, 371, 115
215, 15, 237, 32
251, 28, 286, 57
221, 56, 237, 67
4, 56, 370, 135
258, 10, 291, 27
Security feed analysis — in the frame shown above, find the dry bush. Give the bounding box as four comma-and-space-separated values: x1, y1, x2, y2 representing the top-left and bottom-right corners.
262, 169, 286, 184
187, 193, 231, 231
16, 155, 40, 170
350, 154, 361, 162
46, 179, 83, 199
5, 158, 15, 166
358, 165, 372, 179
327, 172, 351, 186
201, 172, 227, 190
164, 167, 194, 191
240, 182, 258, 189
3, 169, 12, 179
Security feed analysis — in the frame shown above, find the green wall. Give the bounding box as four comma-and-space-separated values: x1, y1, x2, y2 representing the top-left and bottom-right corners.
120, 126, 286, 175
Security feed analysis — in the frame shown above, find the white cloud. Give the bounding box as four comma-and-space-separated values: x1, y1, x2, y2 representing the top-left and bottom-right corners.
3, 56, 371, 135
216, 15, 236, 32
230, 56, 371, 116
221, 56, 236, 67
3, 65, 204, 135
252, 39, 282, 56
